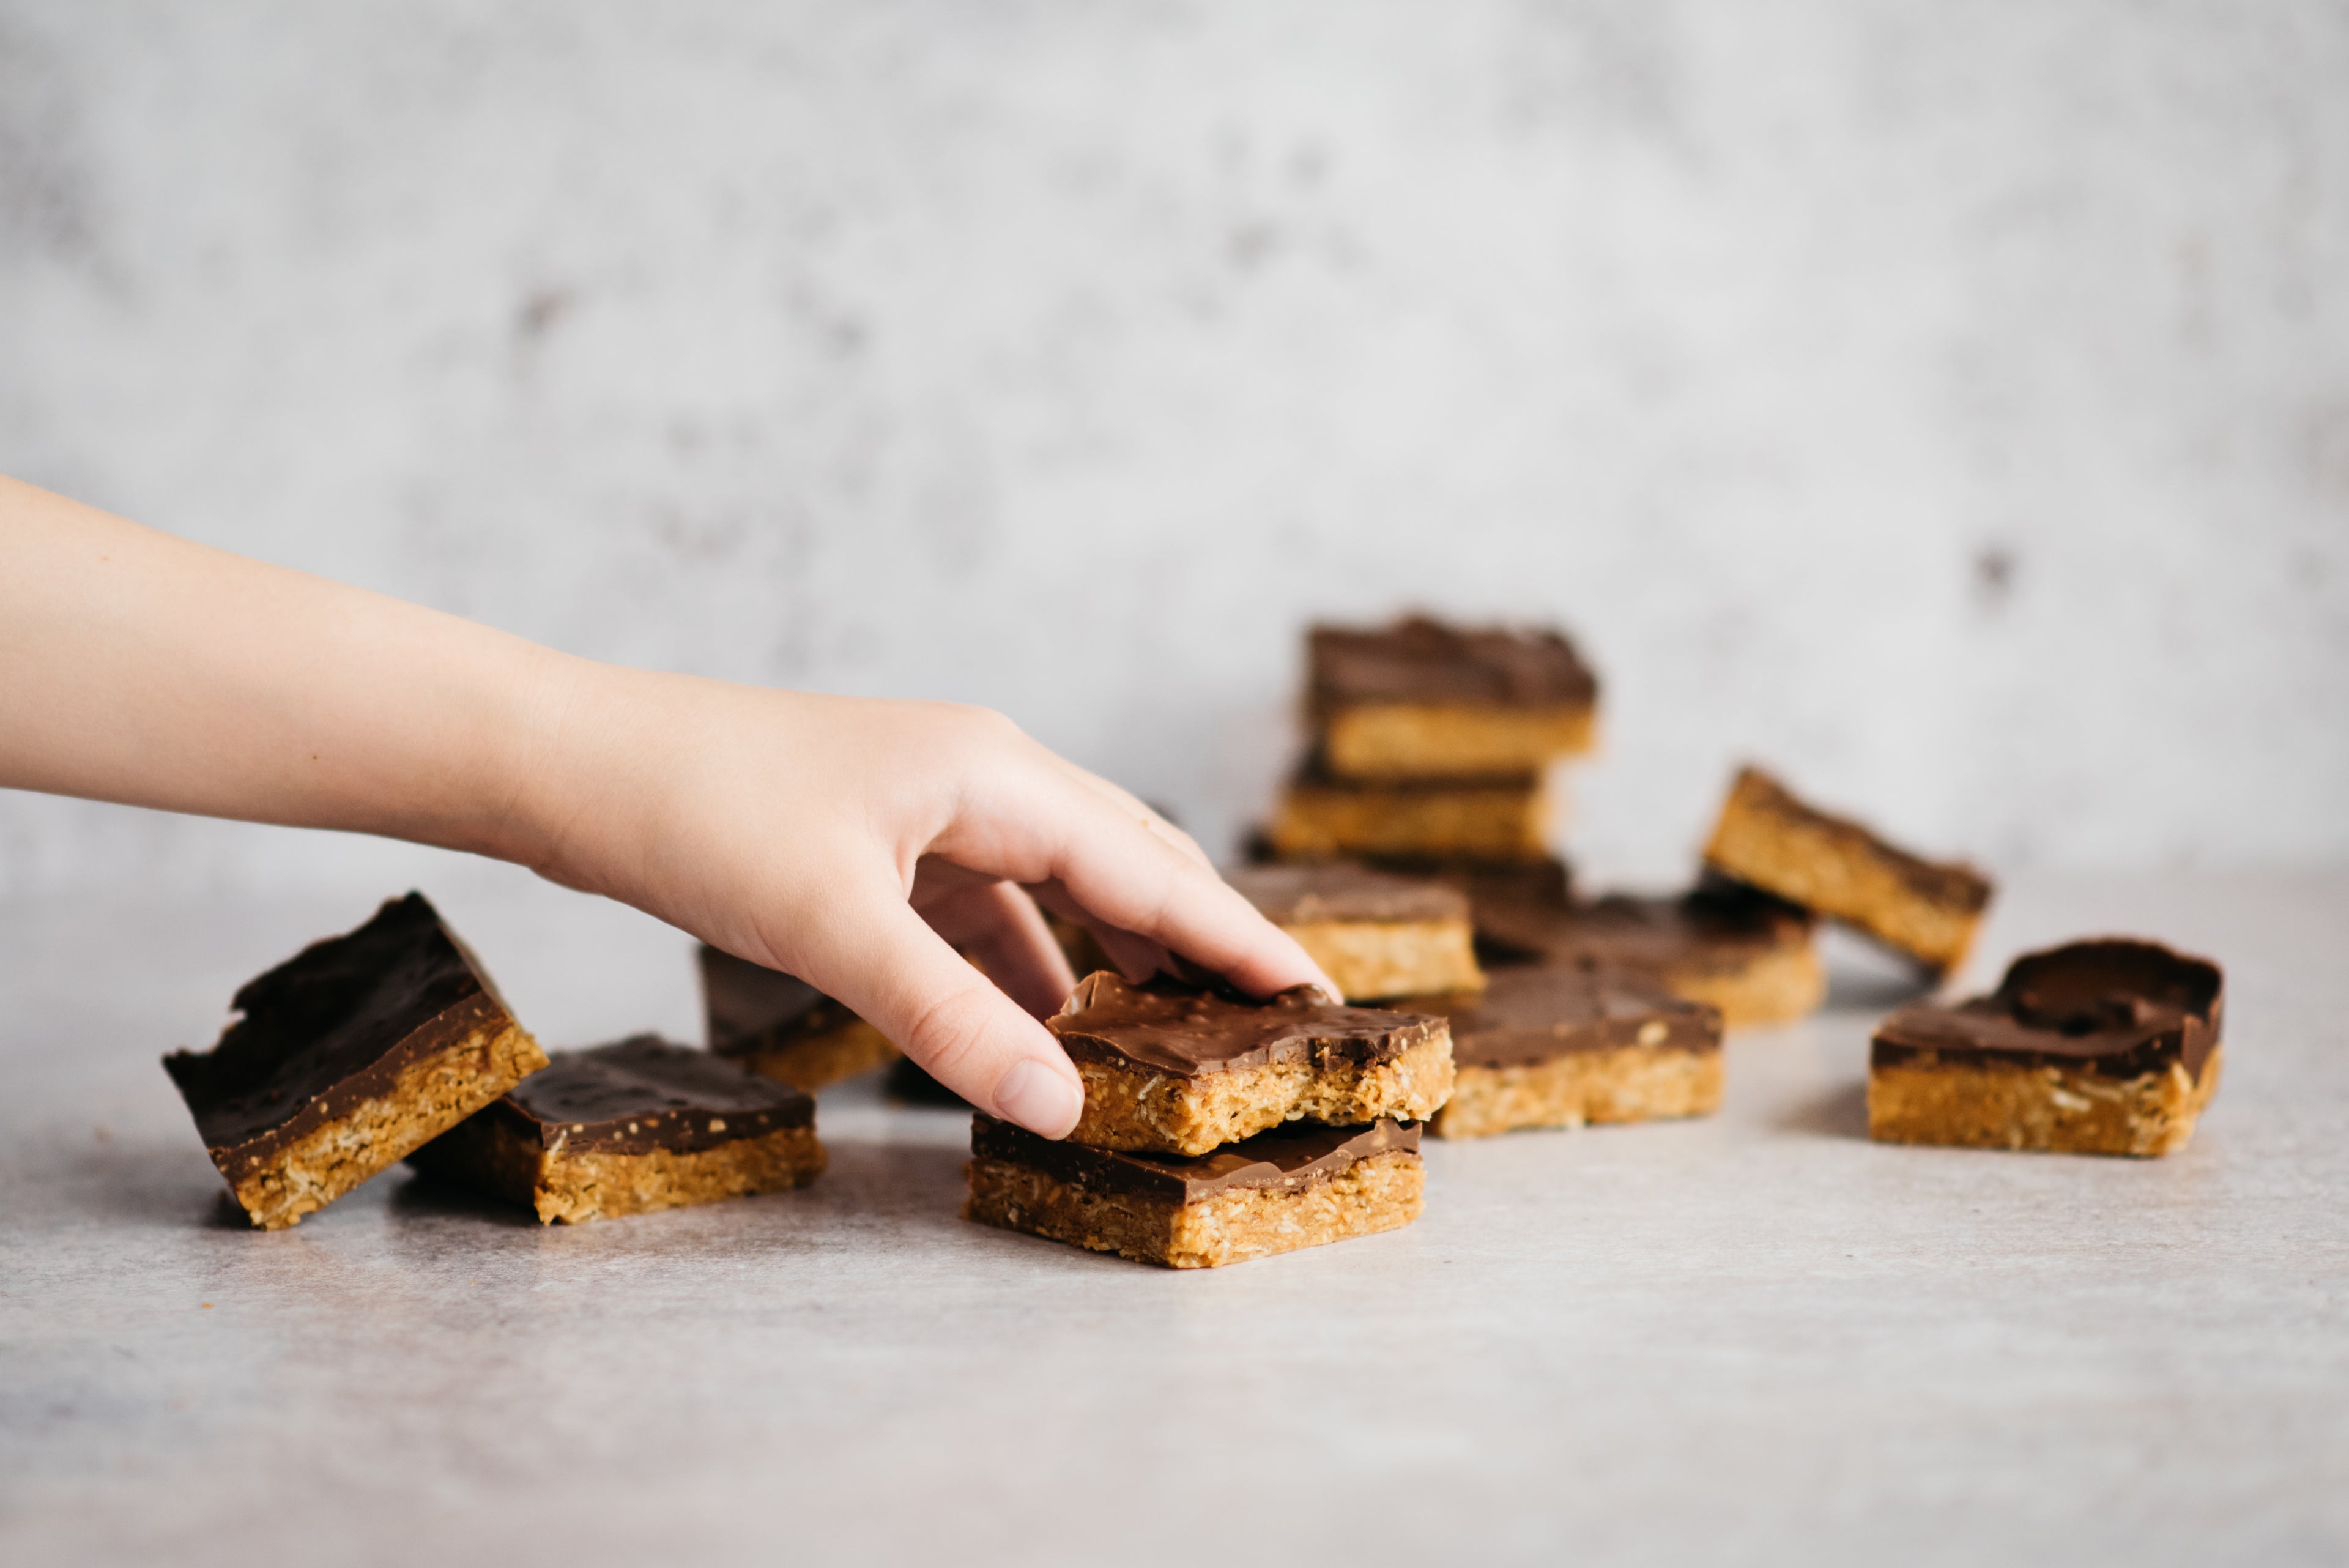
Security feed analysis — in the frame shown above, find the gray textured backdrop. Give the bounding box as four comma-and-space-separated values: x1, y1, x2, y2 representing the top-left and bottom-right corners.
4, 1, 2347, 904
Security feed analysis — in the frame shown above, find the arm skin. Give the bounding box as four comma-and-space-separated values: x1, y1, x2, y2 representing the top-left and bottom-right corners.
0, 474, 1333, 1136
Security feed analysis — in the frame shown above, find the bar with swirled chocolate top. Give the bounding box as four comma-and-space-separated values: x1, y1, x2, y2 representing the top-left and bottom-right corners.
1048, 973, 1453, 1156
1868, 938, 2223, 1156
966, 1114, 1423, 1268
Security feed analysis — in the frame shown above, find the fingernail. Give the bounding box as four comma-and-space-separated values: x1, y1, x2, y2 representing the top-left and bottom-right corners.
994, 1058, 1083, 1139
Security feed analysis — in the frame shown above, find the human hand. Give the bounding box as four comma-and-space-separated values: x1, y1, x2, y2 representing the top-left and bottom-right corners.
507, 671, 1335, 1137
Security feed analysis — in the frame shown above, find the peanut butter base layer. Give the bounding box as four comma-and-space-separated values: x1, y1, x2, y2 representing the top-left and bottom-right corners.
413, 1113, 826, 1223
1662, 942, 1828, 1029
1866, 1045, 2224, 1157
733, 1018, 900, 1093
226, 1020, 547, 1230
1432, 1049, 1723, 1139
1704, 772, 1987, 975
1322, 703, 1597, 782
1270, 779, 1551, 862
967, 1149, 1424, 1268
1069, 1036, 1456, 1156
1285, 918, 1485, 1002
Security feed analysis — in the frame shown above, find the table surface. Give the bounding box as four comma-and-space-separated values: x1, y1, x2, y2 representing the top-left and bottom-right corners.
4, 870, 2345, 1567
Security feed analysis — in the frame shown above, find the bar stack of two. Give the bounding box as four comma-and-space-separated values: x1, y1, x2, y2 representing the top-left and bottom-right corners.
966, 972, 1456, 1268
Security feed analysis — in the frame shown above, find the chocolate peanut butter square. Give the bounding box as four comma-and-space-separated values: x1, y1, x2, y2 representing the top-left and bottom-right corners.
1473, 878, 1825, 1029
1868, 938, 2223, 1157
162, 893, 547, 1230
1050, 972, 1453, 1157
1703, 765, 1993, 978
1225, 863, 1483, 1002
1414, 967, 1724, 1138
966, 1114, 1424, 1268
410, 1035, 825, 1222
699, 945, 898, 1092
1308, 617, 1599, 782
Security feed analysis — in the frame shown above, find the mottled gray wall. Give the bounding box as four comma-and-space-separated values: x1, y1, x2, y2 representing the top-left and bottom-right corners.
4, 1, 2347, 902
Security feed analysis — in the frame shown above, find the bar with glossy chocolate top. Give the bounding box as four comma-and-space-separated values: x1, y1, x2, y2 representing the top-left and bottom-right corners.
163, 892, 546, 1228
1047, 971, 1442, 1077
477, 1035, 814, 1156
1310, 617, 1598, 712
972, 1114, 1420, 1204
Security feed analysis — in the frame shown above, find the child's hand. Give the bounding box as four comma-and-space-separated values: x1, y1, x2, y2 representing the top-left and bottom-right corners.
511, 672, 1333, 1135
0, 475, 1331, 1137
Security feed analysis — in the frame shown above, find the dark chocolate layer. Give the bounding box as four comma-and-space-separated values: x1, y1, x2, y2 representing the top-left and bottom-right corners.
1473, 879, 1813, 979
972, 1115, 1420, 1204
1872, 938, 2223, 1082
483, 1035, 814, 1156
1310, 617, 1598, 710
1723, 767, 1993, 912
163, 893, 507, 1154
1418, 967, 1721, 1068
1225, 863, 1468, 926
1048, 972, 1444, 1077
699, 945, 863, 1055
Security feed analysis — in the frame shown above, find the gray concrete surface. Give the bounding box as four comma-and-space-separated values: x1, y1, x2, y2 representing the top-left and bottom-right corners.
3, 870, 2344, 1565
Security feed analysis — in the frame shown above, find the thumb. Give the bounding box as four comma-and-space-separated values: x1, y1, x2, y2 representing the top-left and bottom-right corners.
806, 891, 1085, 1139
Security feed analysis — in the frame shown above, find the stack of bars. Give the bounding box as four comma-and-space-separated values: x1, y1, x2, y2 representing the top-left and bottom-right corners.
964, 972, 1456, 1268
164, 894, 828, 1229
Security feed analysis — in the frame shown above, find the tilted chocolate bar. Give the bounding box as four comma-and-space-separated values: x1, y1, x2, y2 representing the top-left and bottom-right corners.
1474, 878, 1824, 1028
1309, 617, 1599, 781
1268, 760, 1555, 863
1225, 863, 1483, 1002
409, 1035, 825, 1222
1869, 938, 2223, 1157
162, 893, 547, 1230
1050, 972, 1453, 1156
1417, 967, 1724, 1139
966, 1114, 1424, 1268
1703, 765, 1992, 977
699, 944, 898, 1091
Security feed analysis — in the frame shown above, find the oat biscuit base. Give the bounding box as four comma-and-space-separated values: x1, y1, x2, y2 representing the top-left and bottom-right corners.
415, 1109, 827, 1222
967, 1149, 1424, 1269
1323, 704, 1597, 782
1868, 1046, 2223, 1157
1434, 1049, 1724, 1139
1269, 773, 1554, 862
1702, 766, 1992, 976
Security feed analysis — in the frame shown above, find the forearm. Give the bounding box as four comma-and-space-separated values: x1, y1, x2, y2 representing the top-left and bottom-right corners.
0, 475, 568, 860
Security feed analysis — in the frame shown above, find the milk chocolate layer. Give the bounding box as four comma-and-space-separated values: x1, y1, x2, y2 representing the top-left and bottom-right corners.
1474, 877, 1813, 979
1310, 617, 1597, 710
1427, 967, 1721, 1069
1874, 938, 2223, 1083
473, 1035, 815, 1156
972, 1114, 1419, 1204
1048, 972, 1443, 1077
1225, 863, 1469, 926
163, 892, 514, 1159
699, 945, 865, 1056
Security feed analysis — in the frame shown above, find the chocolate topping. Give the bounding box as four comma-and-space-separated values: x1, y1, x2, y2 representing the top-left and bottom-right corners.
1422, 967, 1721, 1068
698, 945, 862, 1055
972, 1115, 1420, 1203
1047, 972, 1445, 1077
1723, 767, 1993, 913
483, 1035, 814, 1156
1872, 938, 2224, 1082
1225, 863, 1469, 926
1310, 616, 1598, 710
1473, 880, 1813, 979
163, 893, 509, 1157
